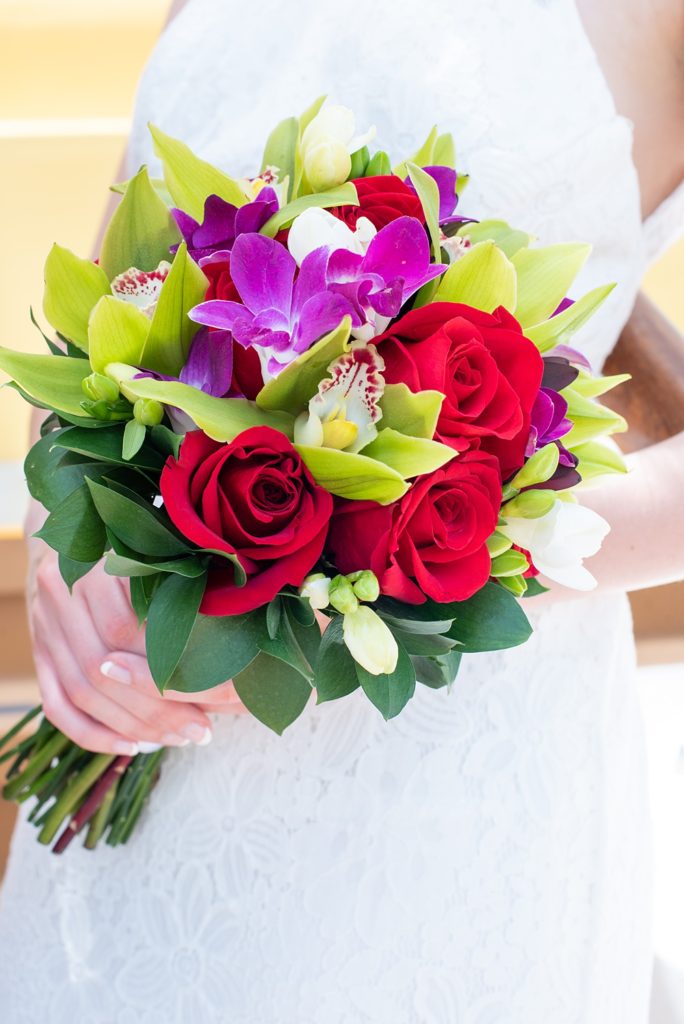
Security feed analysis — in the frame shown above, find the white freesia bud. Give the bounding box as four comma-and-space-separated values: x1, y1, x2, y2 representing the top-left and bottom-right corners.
343, 606, 399, 676
500, 499, 610, 591
305, 141, 352, 192
299, 574, 331, 611
301, 104, 376, 191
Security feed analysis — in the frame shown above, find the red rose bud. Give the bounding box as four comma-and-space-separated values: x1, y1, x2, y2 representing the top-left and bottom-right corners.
160, 428, 333, 615
331, 175, 425, 231
328, 451, 502, 605
374, 303, 544, 481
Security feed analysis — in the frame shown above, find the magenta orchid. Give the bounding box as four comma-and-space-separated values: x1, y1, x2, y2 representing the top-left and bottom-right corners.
172, 187, 279, 264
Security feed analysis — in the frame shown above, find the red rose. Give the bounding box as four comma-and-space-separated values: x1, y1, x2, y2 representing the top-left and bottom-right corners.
160, 427, 333, 615
203, 259, 263, 399
332, 175, 425, 231
375, 303, 543, 480
328, 451, 501, 604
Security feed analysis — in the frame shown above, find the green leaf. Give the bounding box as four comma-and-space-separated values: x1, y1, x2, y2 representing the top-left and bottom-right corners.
108, 369, 294, 441
146, 571, 207, 690
365, 151, 392, 177
446, 581, 532, 653
0, 347, 93, 416
571, 439, 627, 482
58, 553, 97, 589
141, 242, 208, 375
512, 243, 591, 327
261, 116, 299, 199
260, 183, 359, 237
314, 616, 360, 703
378, 384, 443, 439
111, 175, 174, 207
569, 371, 631, 400
167, 612, 266, 693
150, 423, 182, 458
149, 123, 247, 218
376, 599, 454, 635
433, 132, 456, 169
36, 483, 107, 562
562, 387, 627, 446
525, 284, 615, 353
298, 94, 326, 133
85, 477, 190, 557
233, 652, 312, 733
458, 219, 532, 258
389, 628, 457, 657
98, 166, 181, 280
104, 551, 206, 578
266, 596, 282, 639
42, 244, 110, 351
88, 295, 150, 374
122, 419, 146, 460
258, 603, 319, 682
52, 425, 165, 471
355, 641, 416, 720
412, 650, 462, 689
361, 427, 456, 479
255, 317, 352, 413
434, 240, 517, 312
295, 445, 408, 504
130, 575, 155, 624
406, 161, 442, 260
522, 577, 550, 598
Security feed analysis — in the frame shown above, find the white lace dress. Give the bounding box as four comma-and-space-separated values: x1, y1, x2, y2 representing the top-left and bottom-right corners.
1, 1, 682, 1021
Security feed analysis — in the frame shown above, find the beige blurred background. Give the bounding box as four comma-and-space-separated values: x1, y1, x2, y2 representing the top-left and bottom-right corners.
0, 4, 683, 1015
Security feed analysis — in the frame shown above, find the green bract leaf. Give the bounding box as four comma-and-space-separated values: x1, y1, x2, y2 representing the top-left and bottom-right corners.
111, 175, 174, 207
405, 162, 442, 260
0, 347, 92, 416
99, 166, 181, 280
572, 439, 627, 482
261, 116, 299, 200
445, 581, 532, 653
122, 419, 146, 460
355, 641, 416, 720
141, 242, 208, 375
260, 183, 359, 237
299, 94, 326, 133
365, 151, 392, 177
295, 444, 408, 504
256, 317, 352, 413
85, 478, 190, 557
42, 245, 111, 351
433, 132, 456, 169
233, 652, 312, 734
36, 483, 107, 563
149, 123, 247, 218
361, 427, 456, 478
146, 571, 207, 690
512, 242, 591, 327
458, 219, 532, 258
88, 296, 150, 374
107, 369, 294, 441
52, 424, 164, 471
378, 384, 443, 439
434, 240, 517, 312
569, 371, 631, 400
562, 387, 628, 446
525, 284, 615, 352
314, 616, 360, 703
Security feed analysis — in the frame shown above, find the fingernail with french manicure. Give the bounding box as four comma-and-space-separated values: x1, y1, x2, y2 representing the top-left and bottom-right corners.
100, 661, 132, 685
162, 733, 190, 748
180, 723, 212, 746
113, 741, 139, 756
137, 741, 163, 754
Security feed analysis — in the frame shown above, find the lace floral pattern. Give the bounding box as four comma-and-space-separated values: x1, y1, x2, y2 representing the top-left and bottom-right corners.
0, 1, 663, 1021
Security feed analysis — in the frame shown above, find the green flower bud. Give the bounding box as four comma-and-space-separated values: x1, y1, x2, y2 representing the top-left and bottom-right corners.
349, 145, 370, 179
498, 574, 528, 598
82, 372, 120, 404
350, 569, 380, 603
486, 530, 513, 558
490, 549, 530, 578
365, 150, 392, 177
503, 489, 556, 520
133, 398, 164, 427
511, 443, 560, 490
328, 574, 359, 615
81, 398, 113, 421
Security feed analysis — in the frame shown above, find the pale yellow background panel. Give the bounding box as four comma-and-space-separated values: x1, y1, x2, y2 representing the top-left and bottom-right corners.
0, 0, 682, 462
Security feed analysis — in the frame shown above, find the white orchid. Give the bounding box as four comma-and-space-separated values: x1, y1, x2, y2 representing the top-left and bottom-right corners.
287, 207, 377, 266
301, 104, 376, 190
343, 605, 399, 676
110, 261, 171, 319
501, 498, 610, 591
294, 340, 385, 453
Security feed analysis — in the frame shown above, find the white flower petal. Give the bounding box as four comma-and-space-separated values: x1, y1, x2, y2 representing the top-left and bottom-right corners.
301, 105, 357, 153
343, 606, 399, 675
288, 207, 360, 266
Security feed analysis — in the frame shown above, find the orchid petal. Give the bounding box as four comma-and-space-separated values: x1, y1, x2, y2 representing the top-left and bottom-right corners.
229, 233, 296, 318
294, 293, 356, 352
422, 165, 459, 220
179, 327, 234, 397
292, 246, 332, 312
189, 299, 246, 331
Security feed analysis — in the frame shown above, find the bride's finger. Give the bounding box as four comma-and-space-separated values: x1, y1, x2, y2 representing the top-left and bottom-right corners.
80, 565, 146, 657
103, 651, 244, 710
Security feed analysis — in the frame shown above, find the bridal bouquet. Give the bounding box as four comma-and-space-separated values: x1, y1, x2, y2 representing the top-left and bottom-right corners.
0, 98, 629, 852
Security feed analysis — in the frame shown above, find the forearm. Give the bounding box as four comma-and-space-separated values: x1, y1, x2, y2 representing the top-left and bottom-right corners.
579, 430, 684, 593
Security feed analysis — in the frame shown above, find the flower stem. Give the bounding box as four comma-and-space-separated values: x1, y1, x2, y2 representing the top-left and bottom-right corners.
52, 755, 132, 854
2, 731, 70, 801
84, 777, 120, 850
37, 753, 114, 846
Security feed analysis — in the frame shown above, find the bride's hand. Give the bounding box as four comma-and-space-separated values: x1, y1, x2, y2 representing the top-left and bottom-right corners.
28, 544, 245, 755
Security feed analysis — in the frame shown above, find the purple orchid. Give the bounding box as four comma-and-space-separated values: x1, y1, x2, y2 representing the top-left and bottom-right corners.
172, 187, 279, 264
527, 387, 573, 456
326, 216, 447, 333
405, 165, 472, 227
135, 328, 234, 397
189, 234, 360, 377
